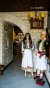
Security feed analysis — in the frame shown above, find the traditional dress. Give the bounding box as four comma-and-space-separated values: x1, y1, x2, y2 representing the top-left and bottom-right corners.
34, 31, 49, 85
36, 40, 47, 71
35, 39, 48, 86
21, 41, 34, 72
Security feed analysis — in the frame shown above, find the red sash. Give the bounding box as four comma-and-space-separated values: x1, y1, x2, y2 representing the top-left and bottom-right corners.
38, 51, 45, 57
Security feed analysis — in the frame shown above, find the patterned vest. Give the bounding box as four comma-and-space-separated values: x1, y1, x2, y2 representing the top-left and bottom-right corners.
37, 39, 49, 57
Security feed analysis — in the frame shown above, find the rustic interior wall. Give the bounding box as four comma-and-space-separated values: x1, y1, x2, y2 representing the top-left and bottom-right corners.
0, 11, 48, 65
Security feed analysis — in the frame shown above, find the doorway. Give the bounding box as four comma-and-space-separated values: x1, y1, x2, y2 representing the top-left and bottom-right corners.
13, 25, 24, 63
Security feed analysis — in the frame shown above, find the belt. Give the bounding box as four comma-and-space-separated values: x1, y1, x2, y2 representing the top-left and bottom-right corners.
25, 48, 31, 49
38, 51, 45, 56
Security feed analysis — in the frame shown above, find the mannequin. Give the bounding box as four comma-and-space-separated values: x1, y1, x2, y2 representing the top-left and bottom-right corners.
21, 33, 34, 78
34, 30, 49, 86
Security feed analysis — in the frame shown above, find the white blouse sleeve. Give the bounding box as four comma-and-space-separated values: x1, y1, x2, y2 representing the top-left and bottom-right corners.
22, 42, 25, 52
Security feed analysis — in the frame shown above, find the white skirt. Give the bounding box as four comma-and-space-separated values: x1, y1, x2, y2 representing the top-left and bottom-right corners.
21, 48, 33, 70
36, 53, 47, 71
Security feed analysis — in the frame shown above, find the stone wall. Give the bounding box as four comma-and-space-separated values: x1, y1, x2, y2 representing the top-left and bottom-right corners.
0, 11, 48, 65
2, 23, 13, 65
